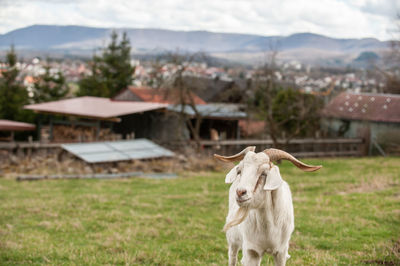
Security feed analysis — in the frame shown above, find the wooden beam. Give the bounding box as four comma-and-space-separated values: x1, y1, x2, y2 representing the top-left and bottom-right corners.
30, 110, 121, 122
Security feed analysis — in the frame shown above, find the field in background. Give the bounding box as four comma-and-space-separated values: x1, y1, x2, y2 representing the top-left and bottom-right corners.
0, 157, 399, 265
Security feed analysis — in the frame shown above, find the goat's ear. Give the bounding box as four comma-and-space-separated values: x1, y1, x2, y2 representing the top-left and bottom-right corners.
225, 165, 239, 184
263, 165, 283, 190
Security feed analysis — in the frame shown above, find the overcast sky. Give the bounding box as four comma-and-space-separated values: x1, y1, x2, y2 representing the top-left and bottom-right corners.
0, 0, 399, 40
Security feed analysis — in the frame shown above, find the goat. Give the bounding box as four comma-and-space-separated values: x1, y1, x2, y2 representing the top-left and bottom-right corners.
214, 146, 322, 266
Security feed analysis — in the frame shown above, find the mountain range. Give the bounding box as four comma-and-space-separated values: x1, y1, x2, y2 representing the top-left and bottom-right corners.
0, 25, 391, 66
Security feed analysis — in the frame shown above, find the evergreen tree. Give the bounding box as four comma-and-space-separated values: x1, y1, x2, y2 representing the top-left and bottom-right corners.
0, 46, 31, 122
32, 64, 68, 103
78, 59, 108, 97
78, 31, 134, 97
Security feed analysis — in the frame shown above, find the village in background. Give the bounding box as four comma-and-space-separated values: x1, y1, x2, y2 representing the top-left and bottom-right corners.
0, 26, 399, 178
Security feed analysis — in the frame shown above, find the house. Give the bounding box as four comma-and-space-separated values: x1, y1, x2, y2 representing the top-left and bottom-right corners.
23, 80, 249, 144
24, 95, 246, 144
322, 92, 400, 153
114, 86, 246, 140
24, 96, 169, 143
167, 103, 246, 140
113, 86, 206, 104
183, 76, 249, 103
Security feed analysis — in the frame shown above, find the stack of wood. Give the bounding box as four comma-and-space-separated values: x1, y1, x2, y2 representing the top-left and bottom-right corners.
40, 125, 122, 143
97, 128, 123, 141
40, 126, 51, 143
52, 125, 95, 142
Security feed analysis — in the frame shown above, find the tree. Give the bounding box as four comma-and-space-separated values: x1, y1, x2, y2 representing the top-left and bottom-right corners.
248, 49, 322, 147
155, 52, 207, 147
0, 46, 31, 122
271, 88, 322, 142
32, 64, 68, 103
78, 31, 134, 97
382, 14, 400, 94
77, 59, 108, 97
248, 49, 281, 146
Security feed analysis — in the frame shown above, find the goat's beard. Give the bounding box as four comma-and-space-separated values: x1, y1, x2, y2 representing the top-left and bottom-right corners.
223, 206, 250, 232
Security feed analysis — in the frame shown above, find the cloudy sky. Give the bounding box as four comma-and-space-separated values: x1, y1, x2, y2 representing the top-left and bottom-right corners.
0, 0, 399, 40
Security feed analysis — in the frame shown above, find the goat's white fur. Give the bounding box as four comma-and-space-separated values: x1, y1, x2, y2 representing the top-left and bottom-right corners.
224, 151, 294, 266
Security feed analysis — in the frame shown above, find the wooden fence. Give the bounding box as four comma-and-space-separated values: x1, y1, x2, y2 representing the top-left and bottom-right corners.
199, 138, 366, 158
0, 138, 366, 162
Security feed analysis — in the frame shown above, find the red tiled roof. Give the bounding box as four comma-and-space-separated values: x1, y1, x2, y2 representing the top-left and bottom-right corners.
322, 92, 400, 123
24, 96, 168, 120
127, 86, 206, 105
0, 119, 36, 131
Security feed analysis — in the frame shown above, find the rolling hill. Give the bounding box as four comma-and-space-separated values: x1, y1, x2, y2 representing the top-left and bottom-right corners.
0, 25, 391, 65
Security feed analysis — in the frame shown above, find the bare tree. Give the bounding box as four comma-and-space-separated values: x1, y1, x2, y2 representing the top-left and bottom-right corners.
382, 14, 400, 94
248, 46, 322, 148
153, 52, 207, 148
249, 49, 281, 146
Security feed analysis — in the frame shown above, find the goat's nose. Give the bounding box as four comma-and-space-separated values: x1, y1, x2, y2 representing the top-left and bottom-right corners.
236, 188, 247, 197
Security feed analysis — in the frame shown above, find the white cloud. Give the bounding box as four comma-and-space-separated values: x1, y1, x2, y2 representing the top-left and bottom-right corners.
0, 0, 398, 40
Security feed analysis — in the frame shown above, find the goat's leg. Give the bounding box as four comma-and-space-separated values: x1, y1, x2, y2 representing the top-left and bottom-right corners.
273, 249, 288, 266
241, 249, 262, 266
228, 244, 240, 266
274, 242, 291, 266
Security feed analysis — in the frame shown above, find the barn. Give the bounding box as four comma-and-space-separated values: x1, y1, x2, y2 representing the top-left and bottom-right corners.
322, 92, 400, 154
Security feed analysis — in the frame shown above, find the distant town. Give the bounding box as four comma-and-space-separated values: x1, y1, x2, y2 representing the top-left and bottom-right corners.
0, 56, 388, 101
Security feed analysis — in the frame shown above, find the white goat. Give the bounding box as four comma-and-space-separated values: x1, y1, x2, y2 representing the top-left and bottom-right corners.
214, 146, 322, 266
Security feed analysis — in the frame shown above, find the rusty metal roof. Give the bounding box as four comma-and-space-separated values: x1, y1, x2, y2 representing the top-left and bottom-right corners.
61, 139, 175, 163
0, 119, 36, 131
322, 92, 400, 123
24, 96, 168, 121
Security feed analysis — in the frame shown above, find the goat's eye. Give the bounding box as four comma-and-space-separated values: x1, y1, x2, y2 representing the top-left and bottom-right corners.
236, 169, 241, 175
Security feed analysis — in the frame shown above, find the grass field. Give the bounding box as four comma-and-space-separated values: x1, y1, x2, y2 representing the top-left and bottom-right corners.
0, 157, 399, 265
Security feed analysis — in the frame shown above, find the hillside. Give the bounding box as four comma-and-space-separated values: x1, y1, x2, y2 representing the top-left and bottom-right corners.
0, 25, 391, 65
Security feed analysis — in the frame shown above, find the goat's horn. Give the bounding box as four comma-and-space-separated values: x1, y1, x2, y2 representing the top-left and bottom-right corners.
214, 146, 256, 162
263, 148, 322, 172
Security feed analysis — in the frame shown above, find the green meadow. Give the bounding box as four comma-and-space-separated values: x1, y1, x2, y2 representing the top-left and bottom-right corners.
0, 157, 399, 265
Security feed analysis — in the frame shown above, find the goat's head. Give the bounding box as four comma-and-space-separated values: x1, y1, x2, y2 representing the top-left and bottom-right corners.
215, 146, 322, 209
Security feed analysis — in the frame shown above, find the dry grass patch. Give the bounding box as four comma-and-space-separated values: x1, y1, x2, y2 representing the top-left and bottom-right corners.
339, 174, 399, 195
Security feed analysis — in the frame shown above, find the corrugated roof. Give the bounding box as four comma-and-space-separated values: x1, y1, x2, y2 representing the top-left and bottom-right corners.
24, 96, 168, 121
61, 139, 175, 163
114, 86, 207, 105
168, 103, 247, 119
322, 92, 400, 123
0, 119, 36, 131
